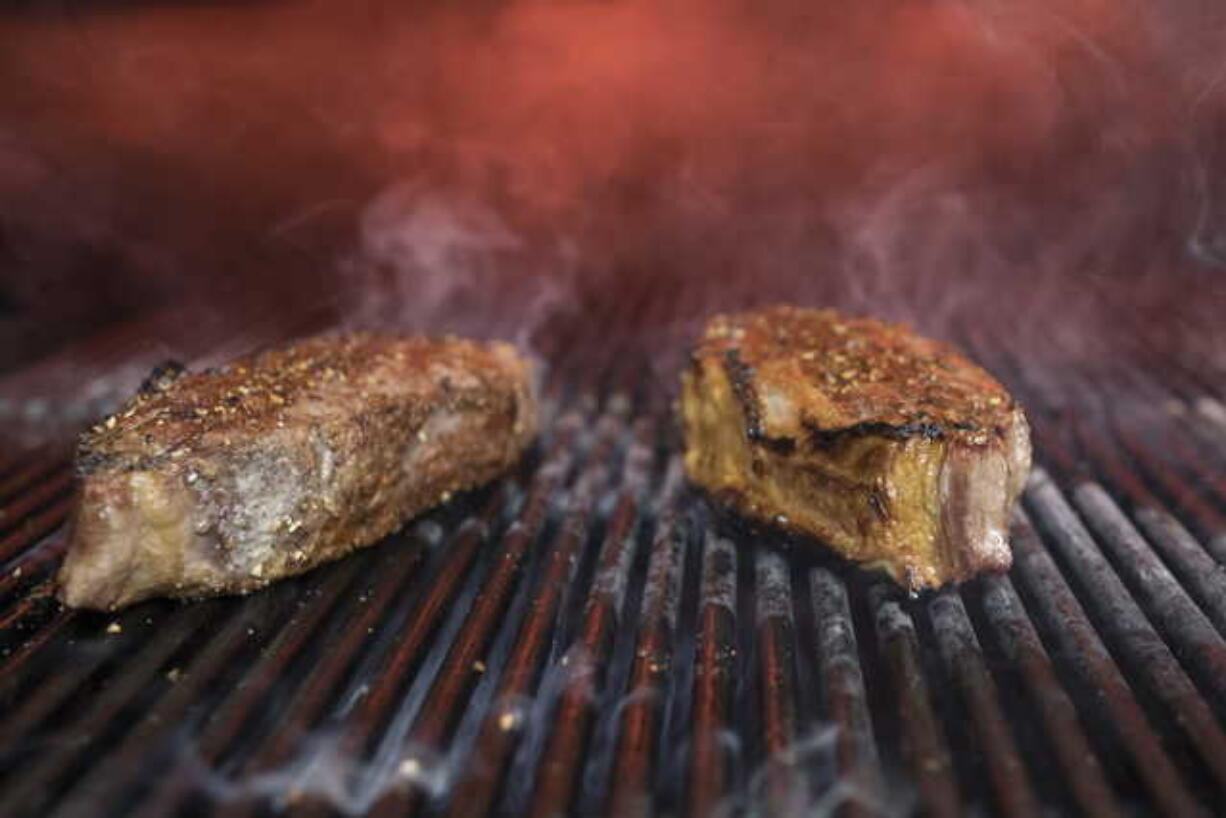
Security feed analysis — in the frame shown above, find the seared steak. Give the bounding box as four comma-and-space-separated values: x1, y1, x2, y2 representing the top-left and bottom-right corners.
59, 333, 537, 610
680, 306, 1030, 590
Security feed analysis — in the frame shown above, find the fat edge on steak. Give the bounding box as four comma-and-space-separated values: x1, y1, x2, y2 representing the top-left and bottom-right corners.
58, 333, 537, 610
680, 307, 1031, 590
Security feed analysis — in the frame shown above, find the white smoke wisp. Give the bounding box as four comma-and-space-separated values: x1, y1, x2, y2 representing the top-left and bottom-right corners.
343, 182, 580, 356
743, 726, 913, 818
349, 184, 521, 328
165, 698, 912, 818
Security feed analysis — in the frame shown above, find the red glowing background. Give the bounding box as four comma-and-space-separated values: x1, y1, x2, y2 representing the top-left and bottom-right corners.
0, 0, 1223, 441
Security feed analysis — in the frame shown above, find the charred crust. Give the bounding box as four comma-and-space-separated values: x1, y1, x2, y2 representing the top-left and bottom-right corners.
721, 348, 798, 455
756, 435, 798, 455
75, 441, 107, 477
722, 348, 764, 442
684, 307, 1027, 592
139, 360, 187, 395
62, 334, 537, 609
76, 334, 530, 478
700, 307, 1018, 448
804, 419, 948, 449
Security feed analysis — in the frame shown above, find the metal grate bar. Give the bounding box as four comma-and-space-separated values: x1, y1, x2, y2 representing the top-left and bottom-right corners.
754, 550, 799, 815
441, 467, 604, 817
218, 508, 461, 818
810, 568, 884, 817
1072, 483, 1226, 708
1131, 507, 1226, 636
685, 534, 738, 818
1068, 414, 1226, 566
0, 450, 42, 482
0, 609, 101, 750
369, 411, 630, 818
0, 494, 71, 571
0, 599, 228, 816
1106, 418, 1226, 546
48, 587, 305, 818
0, 469, 73, 539
978, 574, 1122, 815
929, 590, 1041, 818
604, 459, 690, 818
127, 553, 372, 818
1025, 471, 1226, 788
0, 457, 69, 507
1, 323, 1224, 818
1010, 509, 1212, 817
0, 597, 71, 680
524, 419, 657, 818
868, 585, 962, 818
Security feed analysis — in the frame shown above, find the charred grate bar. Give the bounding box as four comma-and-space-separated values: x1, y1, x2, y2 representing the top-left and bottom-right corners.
1, 327, 1225, 818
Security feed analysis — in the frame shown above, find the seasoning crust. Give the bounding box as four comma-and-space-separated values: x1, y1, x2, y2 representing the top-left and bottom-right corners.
60, 332, 537, 610
681, 306, 1030, 590
702, 307, 1018, 447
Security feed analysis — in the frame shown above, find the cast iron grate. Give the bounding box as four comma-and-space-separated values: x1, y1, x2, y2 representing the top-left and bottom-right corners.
1, 315, 1225, 818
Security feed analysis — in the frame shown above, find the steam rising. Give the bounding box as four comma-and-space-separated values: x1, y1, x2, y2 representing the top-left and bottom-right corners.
2, 0, 1222, 372
166, 698, 906, 817
346, 183, 578, 348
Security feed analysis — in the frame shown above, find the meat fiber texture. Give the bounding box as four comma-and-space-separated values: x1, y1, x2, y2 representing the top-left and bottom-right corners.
59, 333, 537, 610
680, 306, 1030, 590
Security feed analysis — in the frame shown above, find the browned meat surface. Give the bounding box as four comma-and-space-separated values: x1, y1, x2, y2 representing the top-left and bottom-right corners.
59, 333, 537, 610
680, 306, 1030, 590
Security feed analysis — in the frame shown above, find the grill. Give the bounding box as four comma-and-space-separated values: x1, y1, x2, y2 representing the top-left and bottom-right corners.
1, 297, 1225, 818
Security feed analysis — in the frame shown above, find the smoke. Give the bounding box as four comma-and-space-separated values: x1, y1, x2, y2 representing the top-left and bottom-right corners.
344, 182, 580, 350
0, 0, 1224, 416
319, 0, 1223, 394
164, 676, 906, 817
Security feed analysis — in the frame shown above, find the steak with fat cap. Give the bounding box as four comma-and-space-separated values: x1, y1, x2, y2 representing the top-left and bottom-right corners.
680, 306, 1030, 590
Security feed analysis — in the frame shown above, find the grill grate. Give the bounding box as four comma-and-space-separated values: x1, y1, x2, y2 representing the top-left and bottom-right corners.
1, 316, 1225, 818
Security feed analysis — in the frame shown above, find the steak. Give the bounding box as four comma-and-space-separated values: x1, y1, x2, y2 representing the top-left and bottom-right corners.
680, 306, 1030, 590
59, 333, 537, 610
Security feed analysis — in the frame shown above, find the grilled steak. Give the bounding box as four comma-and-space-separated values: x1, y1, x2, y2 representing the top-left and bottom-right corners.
59, 333, 537, 610
680, 306, 1030, 590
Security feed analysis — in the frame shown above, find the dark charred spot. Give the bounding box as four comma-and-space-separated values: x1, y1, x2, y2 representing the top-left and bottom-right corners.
139, 360, 186, 395
804, 419, 947, 450
755, 434, 797, 455
722, 347, 765, 441
75, 445, 107, 476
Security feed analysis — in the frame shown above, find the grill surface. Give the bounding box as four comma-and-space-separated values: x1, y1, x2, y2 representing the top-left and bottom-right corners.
1, 302, 1225, 818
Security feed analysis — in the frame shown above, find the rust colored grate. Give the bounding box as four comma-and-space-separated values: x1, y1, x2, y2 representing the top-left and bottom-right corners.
1, 315, 1225, 818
